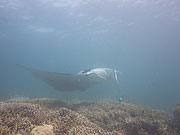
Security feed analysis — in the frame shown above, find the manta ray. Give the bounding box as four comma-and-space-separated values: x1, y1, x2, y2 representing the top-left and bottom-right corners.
18, 65, 119, 92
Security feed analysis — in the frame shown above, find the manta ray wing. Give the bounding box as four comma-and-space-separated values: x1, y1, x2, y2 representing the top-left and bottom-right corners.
18, 65, 92, 92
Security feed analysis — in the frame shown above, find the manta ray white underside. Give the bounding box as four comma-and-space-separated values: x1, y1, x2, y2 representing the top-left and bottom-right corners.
18, 65, 119, 92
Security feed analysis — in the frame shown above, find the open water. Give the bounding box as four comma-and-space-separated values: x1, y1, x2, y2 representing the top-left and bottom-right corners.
0, 0, 180, 111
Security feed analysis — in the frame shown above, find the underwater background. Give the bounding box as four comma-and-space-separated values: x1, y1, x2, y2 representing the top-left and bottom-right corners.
0, 0, 180, 111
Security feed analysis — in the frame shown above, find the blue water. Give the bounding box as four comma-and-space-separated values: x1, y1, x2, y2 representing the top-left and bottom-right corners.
0, 0, 180, 111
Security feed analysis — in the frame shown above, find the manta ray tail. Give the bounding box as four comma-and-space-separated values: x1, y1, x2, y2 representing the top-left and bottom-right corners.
17, 64, 84, 92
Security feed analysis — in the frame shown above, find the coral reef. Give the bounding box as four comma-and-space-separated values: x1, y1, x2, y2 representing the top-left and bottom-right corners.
0, 99, 108, 135
0, 102, 47, 135
173, 104, 180, 133
74, 102, 177, 135
0, 98, 179, 135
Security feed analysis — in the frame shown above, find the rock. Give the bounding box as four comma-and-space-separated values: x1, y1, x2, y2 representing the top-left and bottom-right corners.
30, 124, 55, 135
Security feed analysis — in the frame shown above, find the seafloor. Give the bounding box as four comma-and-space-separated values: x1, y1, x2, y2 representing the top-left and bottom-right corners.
0, 98, 180, 135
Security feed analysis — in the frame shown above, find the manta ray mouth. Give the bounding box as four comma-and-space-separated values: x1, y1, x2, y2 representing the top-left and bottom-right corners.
80, 68, 120, 83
